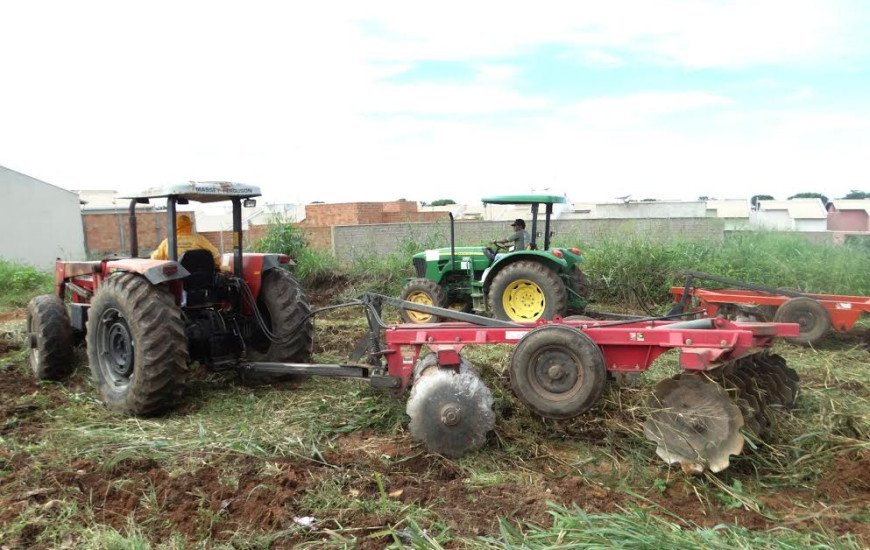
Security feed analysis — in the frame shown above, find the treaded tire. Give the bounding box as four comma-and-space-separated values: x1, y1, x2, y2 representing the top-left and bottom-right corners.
87, 273, 188, 415
399, 278, 447, 324
26, 294, 74, 380
774, 296, 831, 346
568, 265, 590, 299
488, 261, 568, 322
246, 268, 314, 363
510, 324, 607, 419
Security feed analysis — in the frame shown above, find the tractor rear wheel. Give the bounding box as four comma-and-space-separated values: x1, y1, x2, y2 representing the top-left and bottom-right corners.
87, 273, 187, 415
399, 279, 447, 323
489, 261, 568, 322
27, 295, 74, 380
568, 265, 590, 299
510, 324, 607, 419
774, 296, 831, 346
246, 268, 314, 363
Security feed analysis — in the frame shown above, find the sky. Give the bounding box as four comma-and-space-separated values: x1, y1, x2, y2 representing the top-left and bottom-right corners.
1, 0, 869, 206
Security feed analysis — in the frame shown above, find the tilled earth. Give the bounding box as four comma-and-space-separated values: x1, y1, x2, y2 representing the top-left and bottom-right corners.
1, 304, 869, 548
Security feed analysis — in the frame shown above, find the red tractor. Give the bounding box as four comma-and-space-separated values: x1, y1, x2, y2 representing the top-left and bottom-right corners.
26, 182, 312, 415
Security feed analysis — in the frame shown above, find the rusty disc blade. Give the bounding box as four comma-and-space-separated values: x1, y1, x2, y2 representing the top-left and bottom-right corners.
406, 368, 495, 458
643, 374, 745, 474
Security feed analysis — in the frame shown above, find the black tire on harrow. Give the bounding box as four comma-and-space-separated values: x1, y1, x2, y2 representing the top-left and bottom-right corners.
26, 294, 74, 380
399, 278, 447, 324
510, 324, 607, 419
87, 273, 188, 415
245, 268, 314, 363
489, 261, 568, 322
774, 296, 831, 346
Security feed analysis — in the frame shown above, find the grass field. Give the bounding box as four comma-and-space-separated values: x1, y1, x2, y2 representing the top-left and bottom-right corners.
1, 236, 869, 548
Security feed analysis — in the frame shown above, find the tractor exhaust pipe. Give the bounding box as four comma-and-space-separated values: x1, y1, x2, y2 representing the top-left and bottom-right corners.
449, 212, 455, 274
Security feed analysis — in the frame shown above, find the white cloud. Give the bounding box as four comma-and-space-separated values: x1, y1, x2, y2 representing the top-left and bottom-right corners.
563, 92, 735, 128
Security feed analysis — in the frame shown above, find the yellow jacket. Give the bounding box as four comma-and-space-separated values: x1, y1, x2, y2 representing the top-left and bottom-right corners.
151, 215, 221, 267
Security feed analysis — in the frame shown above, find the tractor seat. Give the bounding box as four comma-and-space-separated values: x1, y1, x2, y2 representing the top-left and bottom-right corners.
483, 247, 496, 262
179, 250, 216, 304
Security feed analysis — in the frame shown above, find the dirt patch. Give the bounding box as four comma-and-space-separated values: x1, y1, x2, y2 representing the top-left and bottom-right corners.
817, 450, 870, 500
0, 309, 26, 324
306, 272, 352, 308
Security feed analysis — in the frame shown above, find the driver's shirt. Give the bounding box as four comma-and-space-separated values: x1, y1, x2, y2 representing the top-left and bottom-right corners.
507, 229, 531, 251
151, 233, 221, 267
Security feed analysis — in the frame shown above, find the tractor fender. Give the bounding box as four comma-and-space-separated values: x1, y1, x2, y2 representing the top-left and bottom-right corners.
223, 253, 295, 300
482, 252, 568, 292
105, 258, 190, 285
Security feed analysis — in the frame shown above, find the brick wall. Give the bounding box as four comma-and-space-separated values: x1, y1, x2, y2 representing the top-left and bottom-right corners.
82, 210, 166, 256
200, 225, 269, 254
332, 218, 727, 260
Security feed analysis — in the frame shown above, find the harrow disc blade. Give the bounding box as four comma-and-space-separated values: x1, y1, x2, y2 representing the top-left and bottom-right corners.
644, 374, 744, 474
406, 368, 495, 458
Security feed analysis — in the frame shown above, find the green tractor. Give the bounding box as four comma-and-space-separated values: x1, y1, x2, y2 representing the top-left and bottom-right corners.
400, 195, 590, 323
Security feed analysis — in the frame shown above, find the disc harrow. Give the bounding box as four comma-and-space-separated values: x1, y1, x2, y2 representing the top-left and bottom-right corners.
643, 352, 799, 473
234, 294, 800, 473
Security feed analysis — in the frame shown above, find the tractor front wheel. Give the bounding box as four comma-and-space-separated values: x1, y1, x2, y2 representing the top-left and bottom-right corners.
26, 295, 74, 380
87, 273, 188, 415
399, 279, 447, 323
488, 261, 568, 322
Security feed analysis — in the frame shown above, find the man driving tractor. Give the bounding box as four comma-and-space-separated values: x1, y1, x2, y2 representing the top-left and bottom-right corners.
490, 218, 531, 252
151, 213, 221, 267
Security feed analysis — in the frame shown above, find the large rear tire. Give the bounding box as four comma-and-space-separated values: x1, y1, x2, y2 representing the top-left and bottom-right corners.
246, 268, 314, 363
488, 261, 568, 322
773, 296, 831, 346
568, 265, 590, 299
87, 273, 188, 415
26, 295, 74, 380
399, 278, 447, 324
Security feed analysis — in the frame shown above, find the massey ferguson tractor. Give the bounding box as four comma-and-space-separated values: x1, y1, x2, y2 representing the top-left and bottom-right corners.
399, 195, 590, 324
27, 182, 313, 415
26, 183, 803, 474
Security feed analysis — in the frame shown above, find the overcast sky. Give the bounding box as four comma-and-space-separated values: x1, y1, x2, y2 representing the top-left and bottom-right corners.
1, 1, 868, 205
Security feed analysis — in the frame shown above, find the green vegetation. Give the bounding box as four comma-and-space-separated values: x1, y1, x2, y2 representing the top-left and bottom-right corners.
569, 231, 870, 307
250, 221, 339, 287
0, 259, 53, 307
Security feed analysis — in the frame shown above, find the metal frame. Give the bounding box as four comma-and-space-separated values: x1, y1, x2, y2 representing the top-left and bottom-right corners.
671, 271, 870, 333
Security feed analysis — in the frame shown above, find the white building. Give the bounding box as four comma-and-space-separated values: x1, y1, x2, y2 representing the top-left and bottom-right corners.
1, 165, 86, 267
752, 199, 828, 231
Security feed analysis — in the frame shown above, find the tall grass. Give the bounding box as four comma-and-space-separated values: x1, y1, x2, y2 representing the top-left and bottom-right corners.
576, 232, 870, 305
250, 221, 339, 287
0, 260, 53, 307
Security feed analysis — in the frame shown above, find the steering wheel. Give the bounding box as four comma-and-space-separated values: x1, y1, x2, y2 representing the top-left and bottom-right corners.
488, 242, 509, 253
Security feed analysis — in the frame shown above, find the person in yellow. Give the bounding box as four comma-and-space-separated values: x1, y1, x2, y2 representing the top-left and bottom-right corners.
151, 214, 221, 268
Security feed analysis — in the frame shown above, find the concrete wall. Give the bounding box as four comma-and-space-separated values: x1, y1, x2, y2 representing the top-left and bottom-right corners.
592, 201, 707, 219
1, 166, 86, 267
332, 218, 726, 259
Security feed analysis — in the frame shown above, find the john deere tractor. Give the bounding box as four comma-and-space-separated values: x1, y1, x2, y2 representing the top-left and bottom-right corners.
400, 195, 589, 323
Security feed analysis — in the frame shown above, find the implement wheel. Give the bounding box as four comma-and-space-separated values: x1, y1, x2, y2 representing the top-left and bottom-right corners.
510, 325, 607, 419
489, 261, 568, 322
87, 273, 187, 415
774, 296, 831, 346
26, 295, 74, 380
400, 279, 447, 324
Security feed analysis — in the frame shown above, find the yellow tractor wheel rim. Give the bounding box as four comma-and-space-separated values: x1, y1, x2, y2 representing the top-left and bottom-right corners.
447, 302, 468, 312
406, 291, 435, 323
502, 278, 545, 321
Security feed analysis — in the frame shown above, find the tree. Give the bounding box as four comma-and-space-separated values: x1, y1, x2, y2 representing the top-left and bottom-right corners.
641, 198, 657, 202
430, 199, 457, 206
788, 192, 828, 204
842, 190, 870, 199
750, 194, 775, 208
